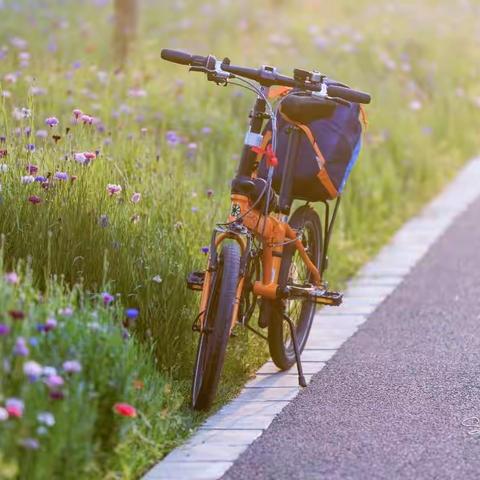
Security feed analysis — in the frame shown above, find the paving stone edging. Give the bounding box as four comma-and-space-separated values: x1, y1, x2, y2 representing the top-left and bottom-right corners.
144, 158, 480, 480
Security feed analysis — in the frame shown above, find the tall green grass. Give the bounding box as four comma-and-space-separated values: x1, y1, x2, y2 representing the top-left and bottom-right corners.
0, 0, 480, 475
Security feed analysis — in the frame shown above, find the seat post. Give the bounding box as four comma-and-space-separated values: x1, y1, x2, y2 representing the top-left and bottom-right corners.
278, 125, 301, 215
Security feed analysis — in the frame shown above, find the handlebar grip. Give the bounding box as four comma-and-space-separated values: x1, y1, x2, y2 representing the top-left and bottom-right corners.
327, 85, 371, 104
161, 49, 193, 66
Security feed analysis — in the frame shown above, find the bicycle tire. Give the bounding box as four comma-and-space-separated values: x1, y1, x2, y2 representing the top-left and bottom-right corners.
268, 205, 322, 370
191, 241, 241, 410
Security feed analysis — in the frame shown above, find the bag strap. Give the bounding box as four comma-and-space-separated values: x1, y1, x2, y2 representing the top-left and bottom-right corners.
280, 110, 338, 199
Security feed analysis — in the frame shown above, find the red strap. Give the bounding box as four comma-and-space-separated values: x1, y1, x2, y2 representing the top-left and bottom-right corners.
252, 143, 278, 168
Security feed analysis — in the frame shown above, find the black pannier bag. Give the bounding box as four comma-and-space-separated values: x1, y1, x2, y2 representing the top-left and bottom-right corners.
257, 98, 365, 202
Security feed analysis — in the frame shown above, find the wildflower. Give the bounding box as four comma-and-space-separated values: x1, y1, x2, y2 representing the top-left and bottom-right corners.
72, 109, 83, 119
26, 144, 35, 152
45, 117, 59, 127
74, 152, 87, 164
59, 307, 73, 316
0, 164, 6, 173
49, 390, 64, 400
13, 108, 31, 120
206, 188, 214, 198
13, 337, 29, 356
30, 86, 47, 96
0, 324, 10, 336
0, 407, 8, 421
191, 207, 199, 213
201, 126, 212, 135
5, 272, 19, 284
26, 164, 38, 175
409, 100, 422, 111
37, 412, 55, 427
80, 114, 94, 125
42, 366, 57, 376
9, 310, 25, 320
113, 402, 137, 418
99, 214, 109, 228
84, 151, 96, 161
5, 73, 18, 84
101, 292, 114, 305
107, 184, 122, 196
54, 172, 68, 181
45, 374, 64, 389
44, 317, 57, 332
20, 438, 40, 450
201, 246, 209, 254
152, 275, 162, 284
131, 214, 140, 224
28, 195, 42, 205
166, 130, 180, 146
131, 192, 141, 204
21, 175, 35, 184
34, 176, 47, 183
125, 308, 139, 320
6, 398, 24, 418
128, 88, 147, 98
63, 360, 82, 374
29, 337, 38, 347
23, 360, 42, 381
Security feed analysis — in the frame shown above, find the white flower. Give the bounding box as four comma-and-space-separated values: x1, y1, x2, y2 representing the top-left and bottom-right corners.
37, 411, 55, 427
41, 366, 57, 377
152, 275, 162, 284
409, 100, 422, 111
21, 175, 34, 184
23, 361, 42, 378
0, 407, 8, 421
0, 164, 7, 173
63, 360, 82, 373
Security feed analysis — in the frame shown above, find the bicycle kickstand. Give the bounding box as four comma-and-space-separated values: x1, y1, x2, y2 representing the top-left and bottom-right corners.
282, 313, 307, 388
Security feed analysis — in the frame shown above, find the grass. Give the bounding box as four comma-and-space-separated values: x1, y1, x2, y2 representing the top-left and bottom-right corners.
0, 0, 480, 477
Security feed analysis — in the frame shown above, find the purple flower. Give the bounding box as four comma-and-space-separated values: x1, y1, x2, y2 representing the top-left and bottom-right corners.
63, 360, 82, 373
0, 324, 10, 336
59, 307, 73, 316
101, 292, 114, 305
36, 129, 48, 138
26, 143, 35, 152
98, 214, 109, 228
34, 176, 47, 183
125, 308, 139, 320
45, 117, 59, 127
23, 360, 42, 381
37, 411, 55, 426
13, 337, 29, 356
54, 172, 68, 181
45, 374, 64, 389
166, 130, 180, 146
20, 438, 40, 450
131, 192, 141, 204
44, 317, 57, 332
201, 246, 209, 255
201, 126, 212, 135
206, 189, 214, 198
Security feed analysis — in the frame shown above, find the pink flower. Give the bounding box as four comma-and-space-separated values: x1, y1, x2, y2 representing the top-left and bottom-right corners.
5, 272, 19, 284
101, 292, 114, 305
74, 153, 87, 164
107, 184, 122, 196
72, 109, 83, 119
80, 114, 93, 125
84, 152, 96, 160
113, 402, 137, 418
131, 192, 141, 203
6, 398, 24, 418
44, 317, 57, 332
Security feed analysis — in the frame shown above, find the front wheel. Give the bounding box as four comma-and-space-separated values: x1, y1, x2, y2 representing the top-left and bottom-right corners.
268, 206, 323, 370
191, 242, 241, 411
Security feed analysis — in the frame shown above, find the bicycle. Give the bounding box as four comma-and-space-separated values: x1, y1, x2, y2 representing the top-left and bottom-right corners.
161, 49, 371, 410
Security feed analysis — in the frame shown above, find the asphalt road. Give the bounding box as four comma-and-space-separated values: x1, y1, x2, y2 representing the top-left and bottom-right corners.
222, 195, 480, 480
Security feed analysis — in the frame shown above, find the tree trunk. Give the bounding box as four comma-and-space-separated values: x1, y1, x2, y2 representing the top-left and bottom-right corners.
113, 0, 138, 67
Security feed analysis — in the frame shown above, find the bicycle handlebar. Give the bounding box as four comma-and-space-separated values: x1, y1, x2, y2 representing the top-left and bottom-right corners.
160, 49, 371, 105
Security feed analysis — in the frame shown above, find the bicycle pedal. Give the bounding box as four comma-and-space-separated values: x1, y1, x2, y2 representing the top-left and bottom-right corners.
310, 288, 343, 306
187, 271, 205, 291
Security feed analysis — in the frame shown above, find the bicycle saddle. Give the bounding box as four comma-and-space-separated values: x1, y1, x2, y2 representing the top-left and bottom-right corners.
281, 94, 336, 124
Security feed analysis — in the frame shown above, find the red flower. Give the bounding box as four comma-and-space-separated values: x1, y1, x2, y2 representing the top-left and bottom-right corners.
113, 402, 137, 418
0, 149, 7, 158
9, 310, 25, 320
28, 195, 42, 205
